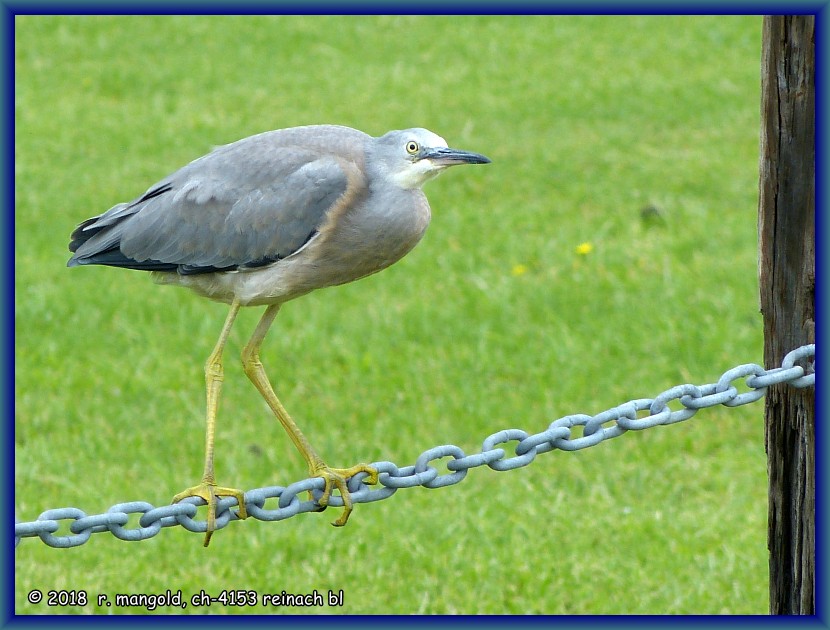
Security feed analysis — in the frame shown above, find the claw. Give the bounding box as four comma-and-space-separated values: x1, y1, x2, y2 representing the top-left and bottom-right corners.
312, 464, 379, 527
172, 481, 247, 547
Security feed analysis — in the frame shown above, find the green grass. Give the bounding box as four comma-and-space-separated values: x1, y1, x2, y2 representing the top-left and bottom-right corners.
15, 15, 766, 615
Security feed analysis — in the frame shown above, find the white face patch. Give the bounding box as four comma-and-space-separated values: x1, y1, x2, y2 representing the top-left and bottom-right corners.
419, 131, 448, 149
389, 130, 452, 190
391, 159, 448, 189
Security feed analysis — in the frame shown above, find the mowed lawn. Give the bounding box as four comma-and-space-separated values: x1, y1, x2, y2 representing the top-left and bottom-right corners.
15, 15, 766, 615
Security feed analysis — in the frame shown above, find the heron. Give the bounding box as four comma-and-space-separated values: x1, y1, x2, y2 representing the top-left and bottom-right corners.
67, 124, 490, 545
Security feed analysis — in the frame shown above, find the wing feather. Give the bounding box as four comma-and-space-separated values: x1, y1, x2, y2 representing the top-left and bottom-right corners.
68, 126, 369, 274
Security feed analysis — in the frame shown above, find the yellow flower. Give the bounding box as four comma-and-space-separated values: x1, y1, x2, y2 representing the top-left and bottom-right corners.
511, 264, 529, 276
575, 242, 593, 255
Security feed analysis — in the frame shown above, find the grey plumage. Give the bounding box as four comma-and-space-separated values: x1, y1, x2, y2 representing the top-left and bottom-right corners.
69, 126, 366, 273
68, 124, 489, 306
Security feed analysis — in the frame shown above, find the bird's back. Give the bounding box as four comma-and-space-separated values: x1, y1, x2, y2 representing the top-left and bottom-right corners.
68, 125, 373, 275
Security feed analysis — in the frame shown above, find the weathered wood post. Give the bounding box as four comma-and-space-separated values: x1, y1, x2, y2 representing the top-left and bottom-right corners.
758, 15, 815, 615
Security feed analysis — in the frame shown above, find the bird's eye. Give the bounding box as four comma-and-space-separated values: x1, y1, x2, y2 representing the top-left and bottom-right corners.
405, 141, 419, 155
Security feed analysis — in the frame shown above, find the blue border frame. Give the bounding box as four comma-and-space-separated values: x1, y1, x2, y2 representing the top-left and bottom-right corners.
3, 3, 15, 628
815, 6, 826, 625
1, 1, 829, 14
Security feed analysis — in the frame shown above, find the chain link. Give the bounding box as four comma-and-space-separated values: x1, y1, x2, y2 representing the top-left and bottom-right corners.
15, 344, 815, 549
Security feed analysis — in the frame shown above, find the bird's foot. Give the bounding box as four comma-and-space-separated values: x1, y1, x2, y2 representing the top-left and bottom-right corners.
310, 463, 379, 527
172, 481, 248, 547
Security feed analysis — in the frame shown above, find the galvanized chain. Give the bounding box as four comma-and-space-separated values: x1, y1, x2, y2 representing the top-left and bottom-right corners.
15, 344, 815, 549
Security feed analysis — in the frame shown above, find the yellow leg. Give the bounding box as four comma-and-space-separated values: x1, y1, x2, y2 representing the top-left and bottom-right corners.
172, 299, 248, 547
241, 304, 378, 526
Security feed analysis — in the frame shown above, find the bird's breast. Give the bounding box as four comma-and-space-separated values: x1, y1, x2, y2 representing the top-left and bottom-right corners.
214, 190, 431, 306
308, 189, 431, 285
338, 189, 431, 267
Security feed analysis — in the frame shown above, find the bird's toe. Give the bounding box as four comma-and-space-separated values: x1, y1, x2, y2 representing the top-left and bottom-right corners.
172, 481, 247, 546
311, 463, 378, 527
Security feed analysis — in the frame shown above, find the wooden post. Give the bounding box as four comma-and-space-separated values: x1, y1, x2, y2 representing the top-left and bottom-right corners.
758, 15, 815, 615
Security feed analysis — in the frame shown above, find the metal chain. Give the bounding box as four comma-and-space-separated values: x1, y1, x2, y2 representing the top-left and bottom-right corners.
15, 344, 815, 549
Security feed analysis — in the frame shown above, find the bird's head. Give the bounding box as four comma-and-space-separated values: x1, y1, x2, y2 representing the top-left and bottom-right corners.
372, 128, 490, 190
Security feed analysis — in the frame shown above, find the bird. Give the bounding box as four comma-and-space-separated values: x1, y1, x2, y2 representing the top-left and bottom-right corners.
67, 124, 490, 545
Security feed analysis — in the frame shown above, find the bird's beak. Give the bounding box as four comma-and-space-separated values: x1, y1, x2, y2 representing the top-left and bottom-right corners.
422, 147, 491, 166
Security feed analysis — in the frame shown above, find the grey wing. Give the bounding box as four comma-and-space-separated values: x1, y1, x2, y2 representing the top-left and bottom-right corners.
68, 142, 353, 274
